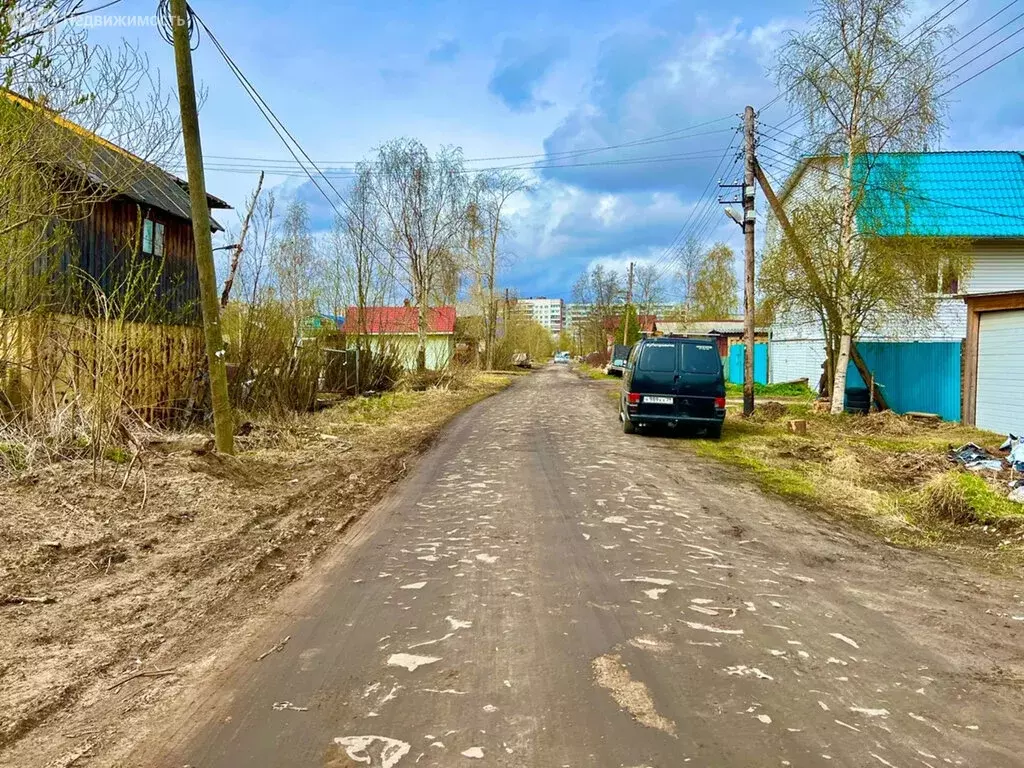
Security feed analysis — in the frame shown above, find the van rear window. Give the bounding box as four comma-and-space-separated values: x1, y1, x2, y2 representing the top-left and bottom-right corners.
681, 343, 721, 374
638, 344, 676, 372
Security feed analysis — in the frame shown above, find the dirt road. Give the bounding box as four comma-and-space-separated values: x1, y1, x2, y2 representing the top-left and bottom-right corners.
139, 366, 1024, 767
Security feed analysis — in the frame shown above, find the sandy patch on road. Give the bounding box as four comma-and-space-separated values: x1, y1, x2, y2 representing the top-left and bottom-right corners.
591, 654, 676, 736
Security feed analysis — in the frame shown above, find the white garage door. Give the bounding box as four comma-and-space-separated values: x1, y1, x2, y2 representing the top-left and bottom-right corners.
976, 310, 1024, 436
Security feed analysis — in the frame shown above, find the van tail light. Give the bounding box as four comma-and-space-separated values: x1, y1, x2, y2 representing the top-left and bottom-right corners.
714, 396, 726, 409
627, 392, 642, 405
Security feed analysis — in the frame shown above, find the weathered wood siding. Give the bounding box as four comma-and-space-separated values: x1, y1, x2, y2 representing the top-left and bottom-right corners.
1, 312, 203, 422
67, 198, 200, 322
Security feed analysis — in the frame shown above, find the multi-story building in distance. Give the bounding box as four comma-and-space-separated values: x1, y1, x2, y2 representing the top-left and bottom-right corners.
517, 297, 565, 334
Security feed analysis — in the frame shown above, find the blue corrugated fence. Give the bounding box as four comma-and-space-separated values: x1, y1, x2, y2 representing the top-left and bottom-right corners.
845, 341, 961, 422
728, 343, 768, 386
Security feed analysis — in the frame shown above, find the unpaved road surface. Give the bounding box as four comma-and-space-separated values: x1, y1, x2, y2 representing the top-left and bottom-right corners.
140, 366, 1024, 767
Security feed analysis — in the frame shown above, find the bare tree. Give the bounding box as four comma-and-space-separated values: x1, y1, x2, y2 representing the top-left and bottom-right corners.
570, 264, 623, 355
328, 168, 398, 341
773, 0, 953, 413
1, 18, 181, 315
470, 169, 529, 369
633, 263, 665, 322
272, 200, 320, 343
360, 139, 468, 372
221, 171, 265, 307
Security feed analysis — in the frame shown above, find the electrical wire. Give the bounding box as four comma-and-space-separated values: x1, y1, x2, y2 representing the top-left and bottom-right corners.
164, 147, 738, 178
939, 18, 1024, 82
642, 125, 742, 282
156, 0, 198, 49
757, 0, 972, 145
194, 124, 738, 169
647, 132, 744, 286
758, 0, 967, 116
759, 0, 1024, 160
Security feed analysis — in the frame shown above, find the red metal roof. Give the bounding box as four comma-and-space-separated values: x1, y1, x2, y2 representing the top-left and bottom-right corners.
602, 314, 657, 332
342, 305, 456, 335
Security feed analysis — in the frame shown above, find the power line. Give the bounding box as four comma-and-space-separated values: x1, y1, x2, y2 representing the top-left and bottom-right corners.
759, 0, 966, 115
164, 147, 738, 178
757, 0, 972, 144
939, 38, 1024, 96
195, 124, 737, 169
943, 0, 1022, 63
644, 125, 743, 283
939, 19, 1024, 84
759, 2, 1024, 158
182, 6, 421, 286
189, 9, 357, 219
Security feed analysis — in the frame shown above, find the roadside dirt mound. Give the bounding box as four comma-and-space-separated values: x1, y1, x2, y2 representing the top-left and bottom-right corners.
747, 401, 789, 422
850, 410, 919, 436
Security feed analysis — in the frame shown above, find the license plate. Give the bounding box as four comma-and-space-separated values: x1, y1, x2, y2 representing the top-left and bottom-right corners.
644, 396, 673, 405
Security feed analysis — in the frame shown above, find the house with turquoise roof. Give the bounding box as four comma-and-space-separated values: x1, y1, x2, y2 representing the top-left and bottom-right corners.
768, 151, 1024, 436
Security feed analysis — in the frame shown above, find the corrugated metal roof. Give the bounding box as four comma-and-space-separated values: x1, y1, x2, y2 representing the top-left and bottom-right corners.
341, 306, 456, 335
783, 151, 1024, 239
659, 319, 767, 335
3, 89, 231, 230
857, 152, 1024, 238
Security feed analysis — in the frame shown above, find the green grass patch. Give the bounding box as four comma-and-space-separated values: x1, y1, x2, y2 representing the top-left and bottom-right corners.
666, 401, 1024, 562
577, 364, 617, 380
694, 434, 818, 501
725, 381, 816, 399
339, 391, 421, 425
0, 442, 29, 472
958, 473, 1024, 523
104, 445, 131, 464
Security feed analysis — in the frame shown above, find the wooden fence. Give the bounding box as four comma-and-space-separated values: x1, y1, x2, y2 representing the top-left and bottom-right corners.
1, 313, 203, 423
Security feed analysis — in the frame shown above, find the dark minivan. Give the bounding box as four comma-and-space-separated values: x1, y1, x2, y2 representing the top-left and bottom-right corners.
620, 336, 726, 438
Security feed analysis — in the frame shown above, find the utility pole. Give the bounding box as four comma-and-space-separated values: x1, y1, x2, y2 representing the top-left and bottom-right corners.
718, 107, 757, 417
741, 105, 756, 418
169, 0, 235, 454
622, 261, 635, 345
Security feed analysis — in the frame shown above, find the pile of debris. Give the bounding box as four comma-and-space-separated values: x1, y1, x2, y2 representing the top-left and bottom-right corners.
949, 435, 1024, 503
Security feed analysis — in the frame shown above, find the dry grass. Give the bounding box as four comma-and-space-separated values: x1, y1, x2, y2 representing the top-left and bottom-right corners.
0, 371, 513, 757
685, 403, 1024, 559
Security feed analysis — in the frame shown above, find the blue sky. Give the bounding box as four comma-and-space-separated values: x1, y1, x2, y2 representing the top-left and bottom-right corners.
85, 0, 1024, 301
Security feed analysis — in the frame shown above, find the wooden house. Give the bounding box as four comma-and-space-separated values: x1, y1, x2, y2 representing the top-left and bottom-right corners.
1, 90, 232, 419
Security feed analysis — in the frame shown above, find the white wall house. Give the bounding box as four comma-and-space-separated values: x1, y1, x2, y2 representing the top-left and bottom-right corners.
766, 152, 1024, 433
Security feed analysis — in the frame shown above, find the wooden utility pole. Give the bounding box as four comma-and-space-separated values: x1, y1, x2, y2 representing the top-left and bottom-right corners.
169, 0, 234, 454
741, 105, 756, 418
622, 261, 635, 345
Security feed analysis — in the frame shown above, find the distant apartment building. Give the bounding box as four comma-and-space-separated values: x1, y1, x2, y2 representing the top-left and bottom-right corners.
517, 297, 565, 333
564, 303, 593, 330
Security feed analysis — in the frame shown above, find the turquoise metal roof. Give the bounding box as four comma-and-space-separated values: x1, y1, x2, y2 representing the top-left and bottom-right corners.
855, 151, 1024, 238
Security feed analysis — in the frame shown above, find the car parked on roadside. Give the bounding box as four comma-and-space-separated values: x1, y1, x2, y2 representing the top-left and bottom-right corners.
554, 351, 570, 364
619, 336, 726, 438
605, 344, 631, 377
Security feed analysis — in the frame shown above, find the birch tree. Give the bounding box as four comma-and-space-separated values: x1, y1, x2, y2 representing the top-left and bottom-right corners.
773, 0, 952, 413
691, 243, 739, 320
273, 200, 319, 343
470, 169, 529, 369
361, 139, 467, 372
633, 263, 665, 321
